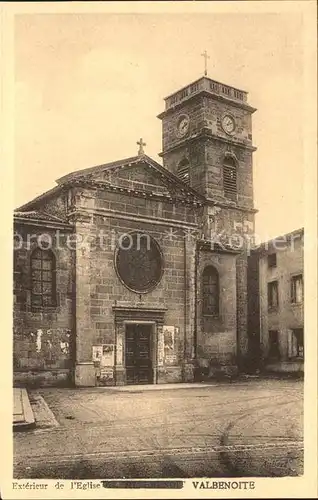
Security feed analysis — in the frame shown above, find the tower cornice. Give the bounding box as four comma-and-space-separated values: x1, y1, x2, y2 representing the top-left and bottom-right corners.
158, 77, 256, 120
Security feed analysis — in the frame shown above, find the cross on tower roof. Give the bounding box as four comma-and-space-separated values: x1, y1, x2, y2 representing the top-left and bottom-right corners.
137, 138, 146, 156
201, 50, 210, 77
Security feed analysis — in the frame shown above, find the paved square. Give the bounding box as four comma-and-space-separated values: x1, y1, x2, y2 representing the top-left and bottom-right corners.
14, 379, 303, 479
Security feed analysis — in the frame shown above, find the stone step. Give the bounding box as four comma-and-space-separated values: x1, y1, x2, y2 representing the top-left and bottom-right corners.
13, 388, 35, 431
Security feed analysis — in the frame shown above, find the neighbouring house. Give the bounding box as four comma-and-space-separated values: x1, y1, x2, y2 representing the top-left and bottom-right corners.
248, 228, 304, 374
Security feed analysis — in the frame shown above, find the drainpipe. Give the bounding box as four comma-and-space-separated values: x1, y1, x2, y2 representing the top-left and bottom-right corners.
193, 243, 199, 377
183, 236, 187, 382
71, 245, 77, 388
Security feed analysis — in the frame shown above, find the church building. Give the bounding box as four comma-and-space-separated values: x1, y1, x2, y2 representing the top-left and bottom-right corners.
13, 73, 257, 387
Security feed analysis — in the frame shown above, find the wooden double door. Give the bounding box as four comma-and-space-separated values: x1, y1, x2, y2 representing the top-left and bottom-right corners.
125, 324, 153, 385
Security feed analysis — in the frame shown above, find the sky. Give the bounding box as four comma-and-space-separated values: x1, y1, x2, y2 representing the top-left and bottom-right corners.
14, 9, 306, 240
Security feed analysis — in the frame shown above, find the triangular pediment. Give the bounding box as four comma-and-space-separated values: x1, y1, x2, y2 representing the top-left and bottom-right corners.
58, 155, 205, 205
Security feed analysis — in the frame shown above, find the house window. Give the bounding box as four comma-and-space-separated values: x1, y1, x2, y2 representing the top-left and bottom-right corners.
291, 274, 303, 304
177, 158, 190, 184
202, 266, 219, 316
267, 253, 277, 268
268, 330, 280, 360
223, 156, 237, 201
31, 248, 56, 307
288, 328, 304, 359
268, 280, 279, 310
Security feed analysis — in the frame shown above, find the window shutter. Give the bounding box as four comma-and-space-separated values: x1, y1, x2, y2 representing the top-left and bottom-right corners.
177, 159, 190, 184
223, 157, 237, 200
296, 277, 303, 303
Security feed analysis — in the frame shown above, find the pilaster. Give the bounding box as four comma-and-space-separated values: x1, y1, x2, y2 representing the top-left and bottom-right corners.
69, 197, 96, 386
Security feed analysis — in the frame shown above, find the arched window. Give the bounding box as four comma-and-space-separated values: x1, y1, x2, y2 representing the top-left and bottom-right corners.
202, 266, 219, 316
31, 248, 56, 307
177, 158, 190, 184
223, 156, 237, 200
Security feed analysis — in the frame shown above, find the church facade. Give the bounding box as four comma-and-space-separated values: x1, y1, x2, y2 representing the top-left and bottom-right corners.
13, 75, 257, 387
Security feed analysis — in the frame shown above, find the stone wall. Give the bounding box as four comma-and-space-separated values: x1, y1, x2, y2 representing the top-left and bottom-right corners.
196, 249, 238, 378
202, 204, 254, 372
247, 250, 261, 371
73, 185, 199, 386
13, 222, 74, 387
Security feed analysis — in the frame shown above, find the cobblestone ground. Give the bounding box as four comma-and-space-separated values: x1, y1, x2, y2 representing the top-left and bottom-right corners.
13, 379, 303, 479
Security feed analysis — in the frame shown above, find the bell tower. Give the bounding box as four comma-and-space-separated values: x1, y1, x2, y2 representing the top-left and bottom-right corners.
157, 76, 257, 211
158, 74, 258, 372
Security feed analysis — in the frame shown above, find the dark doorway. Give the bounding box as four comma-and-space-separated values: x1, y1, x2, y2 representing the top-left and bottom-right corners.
125, 324, 153, 385
268, 330, 280, 360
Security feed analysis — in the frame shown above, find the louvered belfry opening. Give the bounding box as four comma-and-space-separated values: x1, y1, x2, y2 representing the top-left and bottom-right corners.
177, 158, 190, 184
223, 156, 237, 201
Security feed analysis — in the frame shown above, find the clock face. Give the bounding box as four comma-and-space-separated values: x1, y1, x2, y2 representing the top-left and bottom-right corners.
222, 115, 236, 134
177, 115, 190, 137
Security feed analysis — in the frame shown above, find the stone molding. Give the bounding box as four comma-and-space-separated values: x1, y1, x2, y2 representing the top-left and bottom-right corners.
112, 304, 167, 325
73, 206, 200, 230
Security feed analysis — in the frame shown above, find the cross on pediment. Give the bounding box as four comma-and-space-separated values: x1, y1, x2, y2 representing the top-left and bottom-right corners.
137, 138, 146, 156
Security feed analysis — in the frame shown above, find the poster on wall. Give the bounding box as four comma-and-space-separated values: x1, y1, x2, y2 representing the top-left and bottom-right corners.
157, 326, 164, 366
117, 336, 123, 366
99, 368, 114, 385
163, 326, 175, 354
163, 326, 177, 364
92, 344, 115, 366
92, 345, 103, 363
101, 344, 115, 367
165, 354, 177, 365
